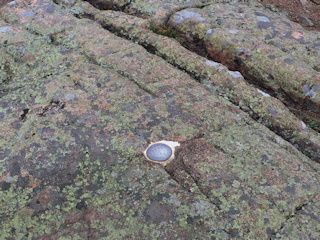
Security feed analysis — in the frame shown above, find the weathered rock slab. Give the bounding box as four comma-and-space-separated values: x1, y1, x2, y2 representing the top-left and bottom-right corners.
0, 0, 320, 239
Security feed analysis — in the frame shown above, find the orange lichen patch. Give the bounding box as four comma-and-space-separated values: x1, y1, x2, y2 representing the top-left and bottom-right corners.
21, 208, 34, 216
0, 122, 13, 140
316, 191, 320, 201
290, 22, 301, 29
0, 172, 10, 182
33, 189, 51, 209
261, 167, 285, 185
291, 31, 304, 39
96, 90, 110, 110
150, 23, 177, 38
20, 169, 29, 177
28, 178, 42, 188
0, 0, 11, 8
63, 90, 91, 115
65, 206, 100, 228
20, 169, 42, 188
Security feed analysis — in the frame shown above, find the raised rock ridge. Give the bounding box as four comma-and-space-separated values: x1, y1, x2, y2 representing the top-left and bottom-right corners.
0, 0, 320, 239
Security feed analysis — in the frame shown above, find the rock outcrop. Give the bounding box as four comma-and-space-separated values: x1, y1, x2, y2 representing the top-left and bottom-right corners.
0, 0, 319, 238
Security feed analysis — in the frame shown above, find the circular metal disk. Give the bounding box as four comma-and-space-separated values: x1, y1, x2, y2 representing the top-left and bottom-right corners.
146, 143, 172, 162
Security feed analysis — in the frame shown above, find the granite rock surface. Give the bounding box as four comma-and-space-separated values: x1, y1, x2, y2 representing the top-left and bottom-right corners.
0, 0, 320, 239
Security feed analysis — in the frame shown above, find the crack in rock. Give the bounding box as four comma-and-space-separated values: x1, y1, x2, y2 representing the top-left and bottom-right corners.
68, 2, 320, 162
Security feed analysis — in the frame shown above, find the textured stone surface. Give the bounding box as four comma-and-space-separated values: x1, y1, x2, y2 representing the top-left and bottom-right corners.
0, 0, 320, 239
80, 2, 320, 162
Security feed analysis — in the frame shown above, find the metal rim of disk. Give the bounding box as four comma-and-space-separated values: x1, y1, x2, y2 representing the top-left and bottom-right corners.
146, 143, 172, 162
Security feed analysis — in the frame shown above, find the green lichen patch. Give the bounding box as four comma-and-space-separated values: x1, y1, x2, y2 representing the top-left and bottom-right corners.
77, 2, 320, 162
168, 3, 320, 114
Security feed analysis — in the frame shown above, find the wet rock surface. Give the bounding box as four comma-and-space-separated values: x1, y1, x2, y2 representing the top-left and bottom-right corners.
0, 0, 320, 239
